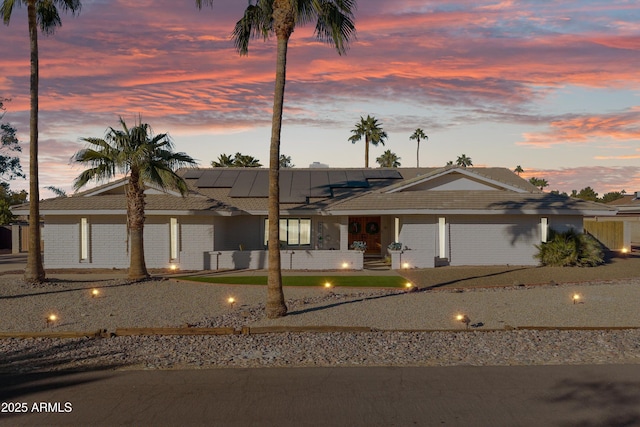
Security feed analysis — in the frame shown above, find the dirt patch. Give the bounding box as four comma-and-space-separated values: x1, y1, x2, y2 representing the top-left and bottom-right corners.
401, 254, 640, 289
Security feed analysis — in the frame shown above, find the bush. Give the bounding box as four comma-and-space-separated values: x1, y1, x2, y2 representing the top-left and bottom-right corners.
535, 229, 604, 267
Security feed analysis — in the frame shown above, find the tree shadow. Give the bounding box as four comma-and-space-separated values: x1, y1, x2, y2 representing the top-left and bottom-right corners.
545, 377, 640, 427
0, 338, 129, 417
0, 279, 147, 300
286, 291, 406, 316
419, 266, 532, 290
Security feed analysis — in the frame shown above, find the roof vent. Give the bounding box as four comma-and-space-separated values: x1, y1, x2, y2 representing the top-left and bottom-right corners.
309, 162, 329, 168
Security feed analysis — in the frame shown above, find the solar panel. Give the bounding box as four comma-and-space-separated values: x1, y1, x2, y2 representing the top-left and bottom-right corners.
182, 169, 204, 179
195, 170, 222, 187
346, 170, 369, 187
228, 170, 258, 197
310, 171, 331, 197
214, 170, 240, 187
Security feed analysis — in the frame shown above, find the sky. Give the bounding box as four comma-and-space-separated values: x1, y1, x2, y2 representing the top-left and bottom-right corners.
1, 0, 639, 199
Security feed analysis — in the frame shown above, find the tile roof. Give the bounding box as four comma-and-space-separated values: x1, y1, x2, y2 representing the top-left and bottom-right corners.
18, 166, 615, 216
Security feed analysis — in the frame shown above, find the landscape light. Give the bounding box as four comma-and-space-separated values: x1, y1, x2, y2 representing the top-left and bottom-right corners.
456, 314, 471, 329
405, 282, 413, 289
573, 294, 580, 304
170, 264, 178, 271
91, 289, 100, 298
621, 247, 628, 254
324, 282, 332, 289
227, 297, 236, 308
402, 262, 410, 269
46, 314, 58, 326
341, 262, 349, 269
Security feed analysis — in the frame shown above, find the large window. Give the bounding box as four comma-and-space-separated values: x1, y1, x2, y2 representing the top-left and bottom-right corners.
264, 218, 311, 246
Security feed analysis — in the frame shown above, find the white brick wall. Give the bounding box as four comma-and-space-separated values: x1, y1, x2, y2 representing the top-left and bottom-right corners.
208, 250, 363, 270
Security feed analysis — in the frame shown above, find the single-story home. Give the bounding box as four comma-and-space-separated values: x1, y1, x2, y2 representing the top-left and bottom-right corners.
584, 191, 640, 251
12, 166, 616, 270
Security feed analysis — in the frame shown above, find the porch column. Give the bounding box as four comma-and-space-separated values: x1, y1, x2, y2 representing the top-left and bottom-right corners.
339, 218, 349, 250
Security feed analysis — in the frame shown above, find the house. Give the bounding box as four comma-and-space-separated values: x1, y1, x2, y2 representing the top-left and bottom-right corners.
12, 166, 616, 270
584, 191, 640, 251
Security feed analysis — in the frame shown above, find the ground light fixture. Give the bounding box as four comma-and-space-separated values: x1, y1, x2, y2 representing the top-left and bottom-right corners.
405, 282, 413, 289
227, 297, 236, 308
341, 262, 349, 269
46, 314, 58, 326
402, 262, 410, 269
169, 264, 178, 271
324, 282, 333, 289
573, 293, 581, 304
456, 314, 471, 329
91, 288, 100, 298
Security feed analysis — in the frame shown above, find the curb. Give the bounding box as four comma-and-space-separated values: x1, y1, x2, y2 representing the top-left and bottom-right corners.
1, 325, 639, 339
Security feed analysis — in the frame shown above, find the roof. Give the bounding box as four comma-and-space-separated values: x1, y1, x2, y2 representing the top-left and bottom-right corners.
606, 194, 640, 214
12, 166, 617, 217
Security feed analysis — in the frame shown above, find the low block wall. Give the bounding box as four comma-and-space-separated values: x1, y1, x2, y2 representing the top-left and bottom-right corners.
204, 250, 363, 271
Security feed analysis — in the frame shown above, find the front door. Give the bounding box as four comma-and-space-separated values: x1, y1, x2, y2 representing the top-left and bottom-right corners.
348, 216, 382, 256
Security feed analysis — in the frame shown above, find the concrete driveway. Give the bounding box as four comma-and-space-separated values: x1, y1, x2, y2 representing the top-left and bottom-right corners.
0, 253, 25, 273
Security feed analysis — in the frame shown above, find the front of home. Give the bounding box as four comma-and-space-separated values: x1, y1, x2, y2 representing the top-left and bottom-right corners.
13, 166, 616, 271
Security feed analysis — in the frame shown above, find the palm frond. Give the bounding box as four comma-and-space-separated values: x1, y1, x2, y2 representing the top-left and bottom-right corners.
232, 3, 272, 55
311, 0, 356, 54
1, 0, 18, 25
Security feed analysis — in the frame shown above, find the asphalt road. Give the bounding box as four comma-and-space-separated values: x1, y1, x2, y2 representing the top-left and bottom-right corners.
1, 365, 639, 426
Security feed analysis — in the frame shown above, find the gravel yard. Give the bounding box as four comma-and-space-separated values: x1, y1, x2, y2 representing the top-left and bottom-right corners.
1, 265, 640, 372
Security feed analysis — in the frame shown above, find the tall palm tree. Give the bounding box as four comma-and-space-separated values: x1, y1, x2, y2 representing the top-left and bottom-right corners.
2, 0, 81, 283
514, 165, 524, 175
72, 117, 197, 280
409, 128, 428, 168
349, 115, 387, 168
196, 0, 356, 318
456, 154, 473, 167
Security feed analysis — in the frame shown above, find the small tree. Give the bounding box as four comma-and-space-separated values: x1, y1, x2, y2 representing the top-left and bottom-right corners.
73, 117, 197, 280
376, 150, 401, 168
456, 154, 472, 167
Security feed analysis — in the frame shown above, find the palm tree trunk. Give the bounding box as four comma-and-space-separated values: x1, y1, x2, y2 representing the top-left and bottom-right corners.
416, 139, 420, 168
24, 0, 45, 284
365, 136, 369, 168
265, 1, 293, 318
126, 170, 149, 280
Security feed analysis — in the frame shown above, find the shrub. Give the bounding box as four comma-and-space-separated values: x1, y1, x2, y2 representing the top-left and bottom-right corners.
535, 229, 604, 267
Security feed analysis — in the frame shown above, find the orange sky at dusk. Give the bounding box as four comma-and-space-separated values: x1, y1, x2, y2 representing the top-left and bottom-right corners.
1, 0, 639, 198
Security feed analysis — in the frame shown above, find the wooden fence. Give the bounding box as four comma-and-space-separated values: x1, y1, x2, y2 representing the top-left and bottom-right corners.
584, 221, 623, 250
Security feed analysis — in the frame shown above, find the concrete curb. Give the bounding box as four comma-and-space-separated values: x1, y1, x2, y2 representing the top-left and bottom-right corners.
1, 325, 639, 339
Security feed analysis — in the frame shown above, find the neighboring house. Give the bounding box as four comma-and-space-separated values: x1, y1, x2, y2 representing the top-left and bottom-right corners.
584, 191, 640, 251
11, 166, 616, 270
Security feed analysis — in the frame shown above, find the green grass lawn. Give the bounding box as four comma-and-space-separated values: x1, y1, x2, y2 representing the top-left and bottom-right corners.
176, 275, 411, 288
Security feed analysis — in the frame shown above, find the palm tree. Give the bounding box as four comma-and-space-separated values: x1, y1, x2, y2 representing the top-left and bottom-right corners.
72, 117, 197, 280
456, 154, 473, 167
409, 128, 428, 168
233, 152, 262, 167
514, 165, 524, 175
529, 177, 549, 191
2, 0, 81, 283
196, 0, 356, 318
279, 154, 294, 168
376, 150, 401, 168
349, 115, 387, 168
211, 153, 236, 167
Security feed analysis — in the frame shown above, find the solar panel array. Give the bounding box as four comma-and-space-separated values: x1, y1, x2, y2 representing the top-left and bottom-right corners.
188, 169, 402, 203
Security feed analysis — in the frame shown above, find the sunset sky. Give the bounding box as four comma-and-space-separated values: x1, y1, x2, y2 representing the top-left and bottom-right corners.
1, 0, 639, 199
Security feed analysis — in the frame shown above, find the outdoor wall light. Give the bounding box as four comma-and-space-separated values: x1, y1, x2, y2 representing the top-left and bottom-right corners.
91, 289, 100, 298
456, 314, 471, 329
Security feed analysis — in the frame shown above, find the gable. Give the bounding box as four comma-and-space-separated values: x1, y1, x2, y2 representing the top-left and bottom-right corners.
399, 173, 503, 192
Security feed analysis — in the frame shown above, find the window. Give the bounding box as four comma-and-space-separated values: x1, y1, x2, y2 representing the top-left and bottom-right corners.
170, 217, 179, 260
80, 217, 89, 261
265, 218, 311, 246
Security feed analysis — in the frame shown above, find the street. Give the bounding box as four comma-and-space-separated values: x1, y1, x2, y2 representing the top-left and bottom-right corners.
2, 365, 639, 426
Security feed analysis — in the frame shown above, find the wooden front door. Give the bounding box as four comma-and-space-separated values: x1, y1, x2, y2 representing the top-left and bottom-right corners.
348, 216, 382, 255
